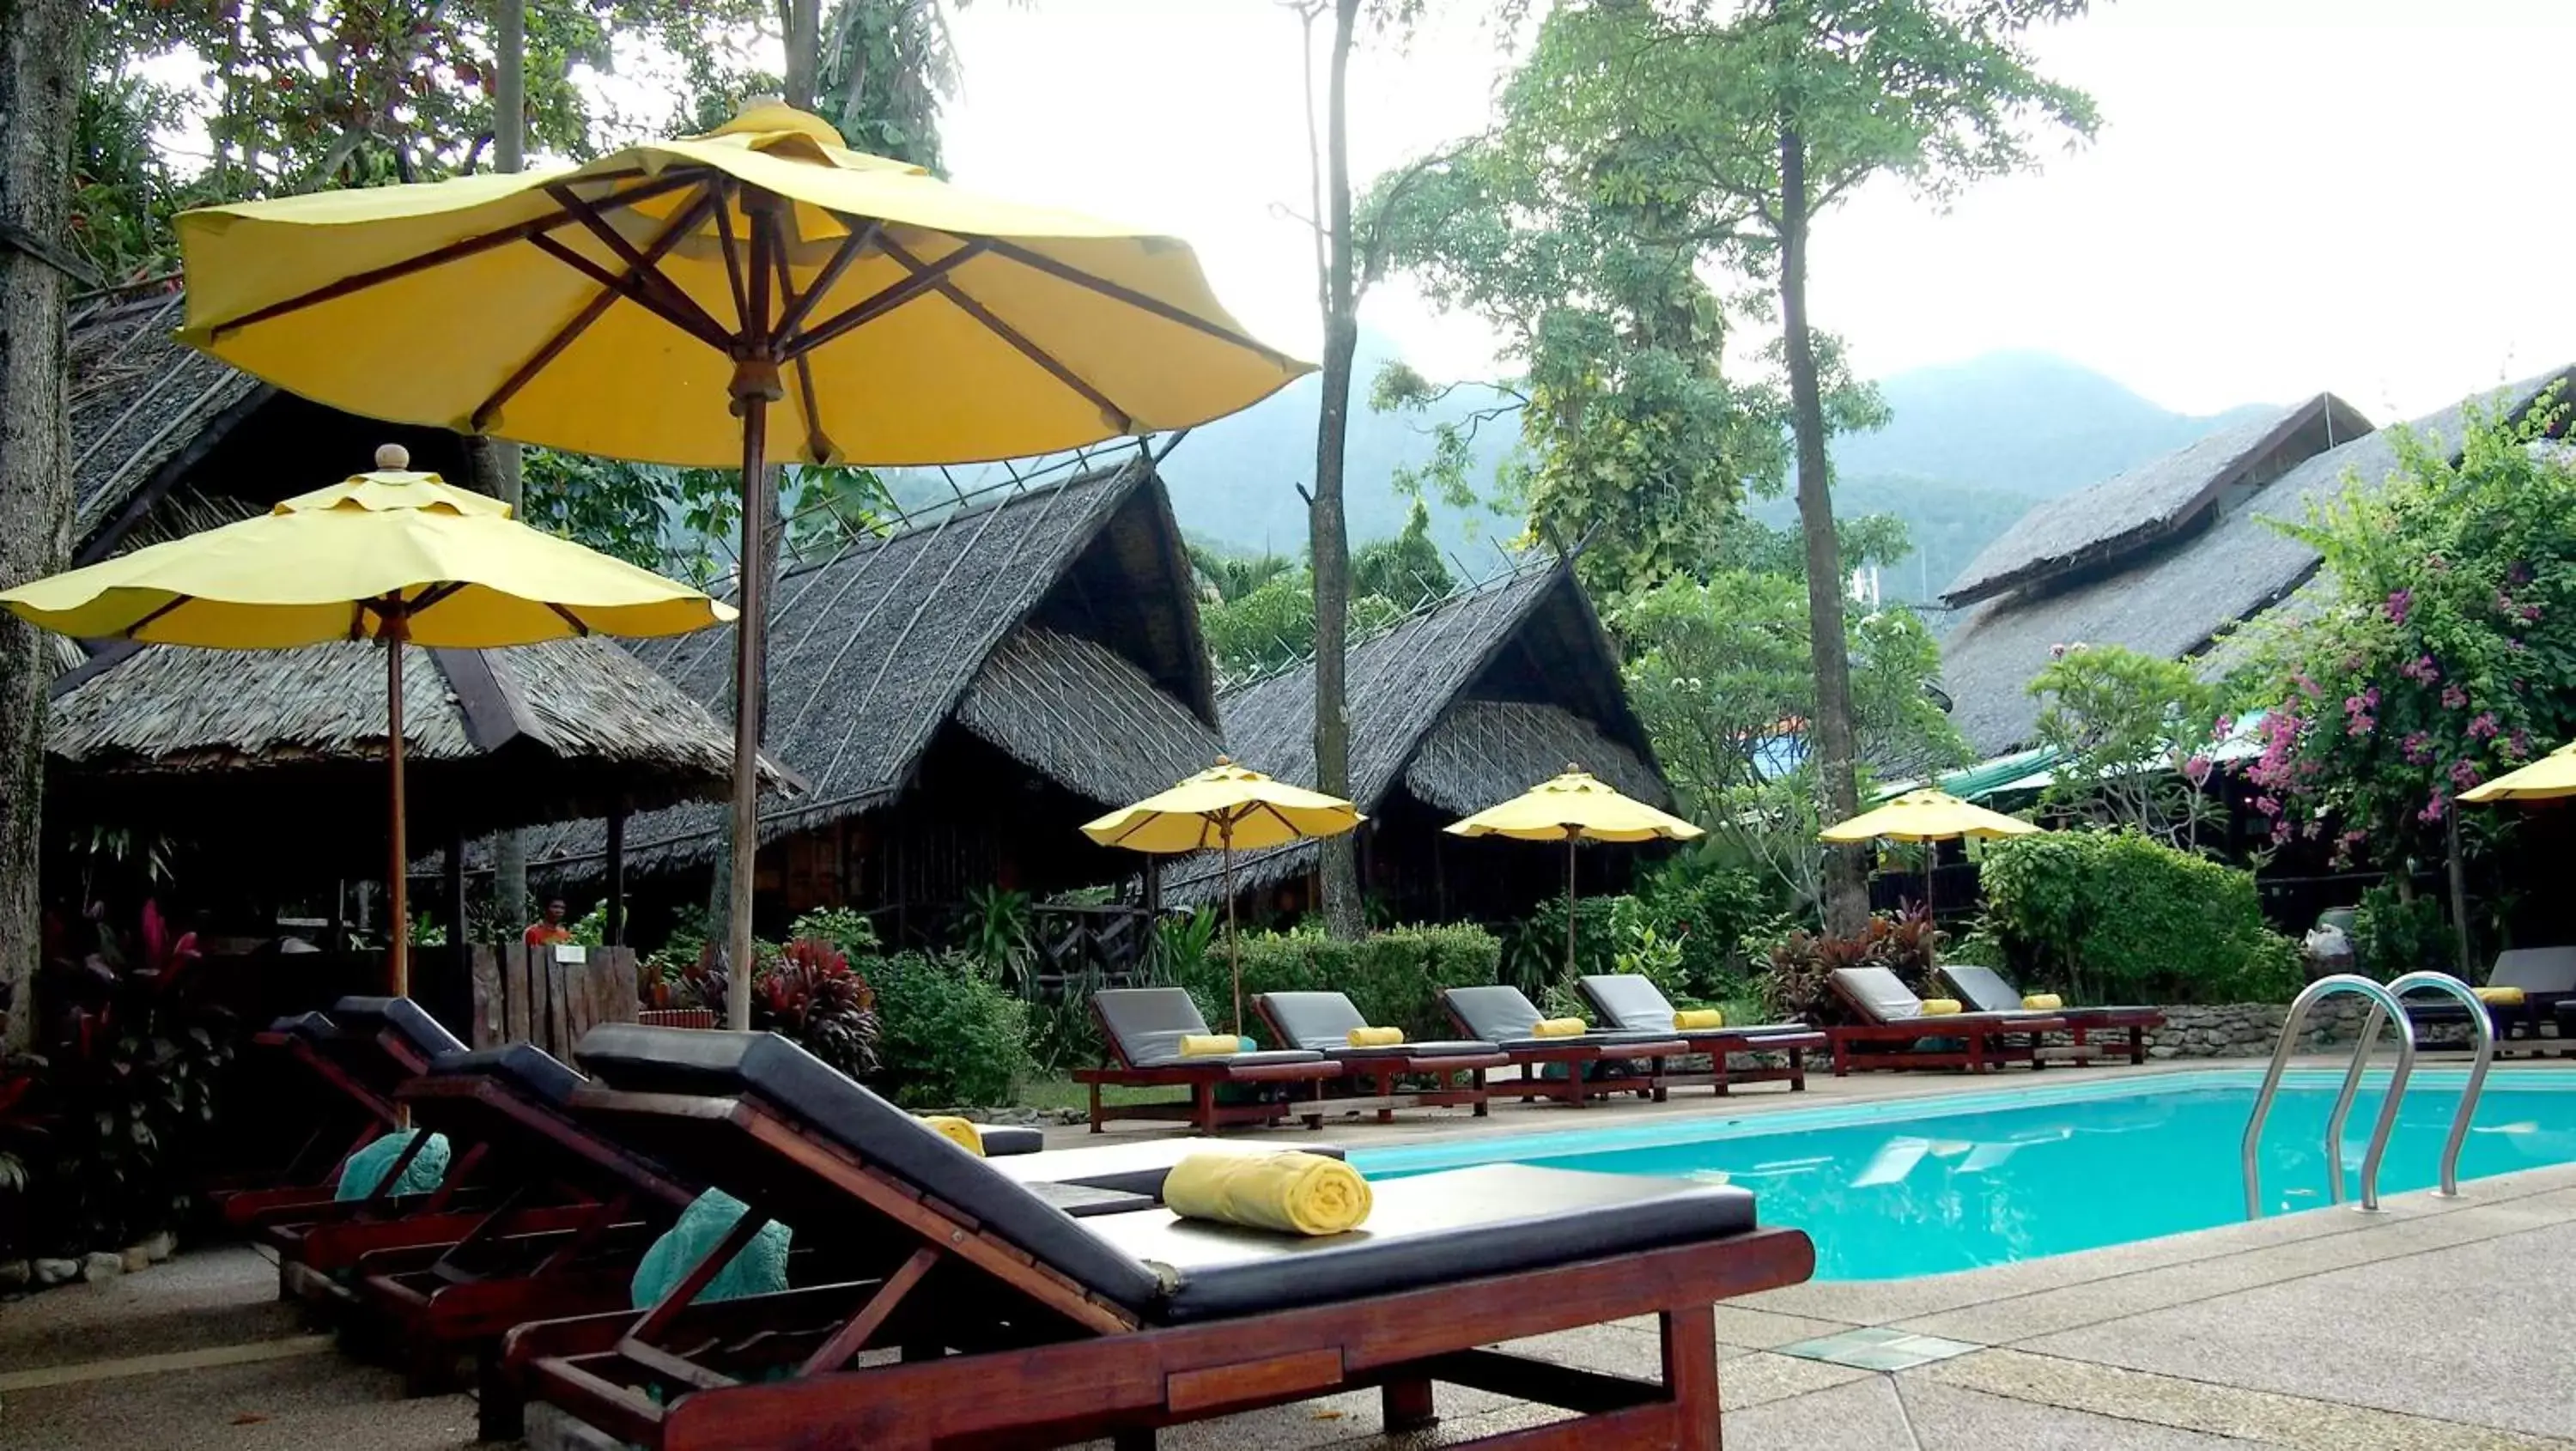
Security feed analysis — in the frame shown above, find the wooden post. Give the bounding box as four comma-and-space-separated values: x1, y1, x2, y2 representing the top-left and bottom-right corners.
605, 809, 628, 948
386, 602, 410, 999
445, 829, 469, 1029
2446, 809, 2473, 976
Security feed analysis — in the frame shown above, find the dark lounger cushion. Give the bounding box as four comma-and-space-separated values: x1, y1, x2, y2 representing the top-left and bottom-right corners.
428, 1042, 586, 1108
1259, 991, 1498, 1058
330, 995, 469, 1060
574, 1025, 1167, 1312
1577, 974, 1680, 1031
1446, 985, 1676, 1053
1092, 987, 1325, 1068
1082, 1163, 1758, 1324
980, 1125, 1043, 1157
265, 1011, 334, 1040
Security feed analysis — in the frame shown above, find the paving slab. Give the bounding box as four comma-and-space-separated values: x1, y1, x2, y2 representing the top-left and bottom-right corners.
2020, 1222, 2576, 1440
1718, 1375, 1918, 1450
0, 1354, 479, 1451
1899, 1378, 2271, 1448
0, 1244, 309, 1373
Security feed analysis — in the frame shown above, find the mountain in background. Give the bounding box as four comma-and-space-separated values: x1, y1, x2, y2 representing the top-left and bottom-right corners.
1132, 343, 2272, 604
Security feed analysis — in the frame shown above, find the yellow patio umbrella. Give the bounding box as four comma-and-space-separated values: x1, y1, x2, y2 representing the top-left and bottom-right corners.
170, 98, 1312, 1019
2461, 741, 2576, 803
1820, 788, 2039, 921
1081, 758, 1362, 1033
0, 445, 733, 996
1446, 766, 1704, 976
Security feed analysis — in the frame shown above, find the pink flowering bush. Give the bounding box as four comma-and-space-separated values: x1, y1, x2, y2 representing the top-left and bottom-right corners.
2227, 395, 2576, 870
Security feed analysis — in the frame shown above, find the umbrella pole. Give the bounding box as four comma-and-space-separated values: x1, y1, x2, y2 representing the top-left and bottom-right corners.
1564, 828, 1578, 979
1222, 820, 1241, 1036
724, 263, 781, 1029
385, 607, 409, 999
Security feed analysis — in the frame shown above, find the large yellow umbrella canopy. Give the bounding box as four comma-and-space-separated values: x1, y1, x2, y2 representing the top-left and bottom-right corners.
2461, 741, 2576, 803
1820, 788, 2038, 922
1447, 767, 1704, 974
1082, 759, 1362, 1033
0, 445, 733, 994
173, 98, 1310, 1021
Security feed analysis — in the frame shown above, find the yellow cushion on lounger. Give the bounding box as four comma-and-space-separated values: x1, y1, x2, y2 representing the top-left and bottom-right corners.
2022, 993, 2063, 1011
1531, 1017, 1589, 1037
1673, 1008, 1725, 1029
1178, 1034, 1248, 1057
920, 1115, 983, 1156
1163, 1150, 1372, 1235
2476, 986, 2525, 1005
1919, 999, 1964, 1016
1346, 1025, 1404, 1047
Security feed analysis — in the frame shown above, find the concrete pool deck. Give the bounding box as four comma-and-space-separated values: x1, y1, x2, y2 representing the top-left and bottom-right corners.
6, 1058, 2574, 1449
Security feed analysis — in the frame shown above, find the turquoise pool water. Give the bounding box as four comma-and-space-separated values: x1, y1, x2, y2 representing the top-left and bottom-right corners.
1350, 1070, 2576, 1280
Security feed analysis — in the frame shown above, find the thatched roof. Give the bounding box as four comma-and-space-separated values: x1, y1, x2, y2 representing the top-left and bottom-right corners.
1942, 394, 2374, 606
1939, 368, 2576, 756
64, 287, 464, 564
526, 453, 1222, 871
1165, 563, 1667, 900
46, 637, 758, 849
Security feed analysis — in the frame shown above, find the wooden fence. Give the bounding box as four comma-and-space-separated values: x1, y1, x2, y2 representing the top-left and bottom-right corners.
470, 942, 638, 1057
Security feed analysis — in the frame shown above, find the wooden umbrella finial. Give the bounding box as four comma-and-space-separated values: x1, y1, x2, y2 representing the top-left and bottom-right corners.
375, 442, 410, 471
1215, 755, 1233, 767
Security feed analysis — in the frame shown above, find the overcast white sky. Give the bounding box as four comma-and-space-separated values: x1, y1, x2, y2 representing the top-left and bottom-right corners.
930, 0, 2576, 422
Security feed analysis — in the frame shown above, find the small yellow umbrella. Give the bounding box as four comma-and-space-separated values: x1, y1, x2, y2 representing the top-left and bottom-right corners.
0, 445, 734, 995
1081, 758, 1362, 1033
1446, 766, 1704, 976
2461, 741, 2576, 803
172, 99, 1312, 1014
1820, 788, 2039, 920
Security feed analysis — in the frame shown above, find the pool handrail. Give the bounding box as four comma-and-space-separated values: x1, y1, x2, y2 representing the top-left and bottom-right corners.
2241, 974, 2418, 1219
2366, 971, 2497, 1198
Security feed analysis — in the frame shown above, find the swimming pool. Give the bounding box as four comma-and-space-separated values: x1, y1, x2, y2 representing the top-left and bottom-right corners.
1350, 1069, 2576, 1280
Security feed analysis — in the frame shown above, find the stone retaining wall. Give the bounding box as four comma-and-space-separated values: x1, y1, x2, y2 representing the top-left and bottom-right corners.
2138, 998, 2469, 1059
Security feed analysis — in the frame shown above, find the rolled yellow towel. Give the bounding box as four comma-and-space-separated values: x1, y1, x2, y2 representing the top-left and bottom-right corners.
2476, 986, 2525, 1006
1346, 1025, 1405, 1047
1673, 1008, 1726, 1029
2021, 993, 2063, 1011
1530, 1016, 1589, 1037
1163, 1150, 1372, 1235
1918, 999, 1964, 1017
1178, 1034, 1247, 1058
920, 1115, 983, 1156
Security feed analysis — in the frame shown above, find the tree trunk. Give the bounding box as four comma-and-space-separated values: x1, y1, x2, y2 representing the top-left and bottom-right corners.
1309, 0, 1364, 939
784, 0, 823, 109
1777, 123, 1868, 936
0, 0, 83, 1051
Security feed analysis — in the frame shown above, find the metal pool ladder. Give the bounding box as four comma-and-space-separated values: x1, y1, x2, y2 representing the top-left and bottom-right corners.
2240, 971, 2495, 1218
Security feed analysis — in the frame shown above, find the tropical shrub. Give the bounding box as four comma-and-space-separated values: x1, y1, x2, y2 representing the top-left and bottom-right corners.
788, 906, 880, 958
869, 952, 1030, 1109
1979, 829, 2303, 1004
1175, 926, 1502, 1045
1759, 906, 1940, 1024
757, 938, 882, 1080
2352, 884, 2452, 981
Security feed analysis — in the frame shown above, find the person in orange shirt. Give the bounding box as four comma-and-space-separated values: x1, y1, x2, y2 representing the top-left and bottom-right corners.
524, 897, 574, 947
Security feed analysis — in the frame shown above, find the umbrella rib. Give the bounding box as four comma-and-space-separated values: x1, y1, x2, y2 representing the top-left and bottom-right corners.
977, 236, 1300, 368
762, 211, 836, 463
527, 233, 732, 351
770, 221, 879, 343
876, 234, 1134, 434
472, 185, 724, 432
711, 183, 750, 336
543, 183, 734, 347
781, 240, 990, 361
202, 167, 693, 339
118, 593, 194, 640
546, 603, 593, 637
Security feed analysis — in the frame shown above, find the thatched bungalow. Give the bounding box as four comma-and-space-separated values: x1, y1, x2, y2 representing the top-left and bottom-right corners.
525, 451, 1226, 942
68, 288, 463, 567
1938, 372, 2574, 756
1165, 562, 1676, 922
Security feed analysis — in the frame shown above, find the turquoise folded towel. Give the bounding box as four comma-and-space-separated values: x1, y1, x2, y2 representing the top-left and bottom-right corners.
631, 1188, 793, 1308
335, 1130, 449, 1202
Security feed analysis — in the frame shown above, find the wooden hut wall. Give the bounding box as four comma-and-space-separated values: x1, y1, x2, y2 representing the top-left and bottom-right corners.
1357, 791, 1657, 926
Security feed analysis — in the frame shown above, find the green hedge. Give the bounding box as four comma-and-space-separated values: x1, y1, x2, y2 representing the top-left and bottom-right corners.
869, 951, 1031, 1108
1978, 829, 2302, 1005
1174, 925, 1503, 1044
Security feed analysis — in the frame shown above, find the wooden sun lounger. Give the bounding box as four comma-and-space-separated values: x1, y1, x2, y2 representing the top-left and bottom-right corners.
2397, 946, 2576, 1051
1826, 968, 2066, 1074
1574, 974, 1826, 1095
210, 999, 465, 1223
1440, 986, 1689, 1108
1252, 991, 1510, 1122
1939, 963, 2164, 1065
501, 1026, 1814, 1451
1074, 987, 1346, 1134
